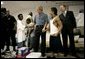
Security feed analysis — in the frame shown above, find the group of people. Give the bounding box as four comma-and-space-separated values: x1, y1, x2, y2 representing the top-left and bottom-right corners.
1, 4, 80, 58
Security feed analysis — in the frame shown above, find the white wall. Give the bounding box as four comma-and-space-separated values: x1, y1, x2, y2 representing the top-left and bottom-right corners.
1, 1, 84, 21
69, 5, 84, 16
12, 5, 84, 25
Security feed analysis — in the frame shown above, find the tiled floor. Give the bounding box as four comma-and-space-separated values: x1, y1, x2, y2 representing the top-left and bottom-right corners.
1, 38, 84, 58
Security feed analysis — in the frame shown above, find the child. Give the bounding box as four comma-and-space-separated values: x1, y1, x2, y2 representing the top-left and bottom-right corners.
16, 14, 26, 48
25, 17, 34, 49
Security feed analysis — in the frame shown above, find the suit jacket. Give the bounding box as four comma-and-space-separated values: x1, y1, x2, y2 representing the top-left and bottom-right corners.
6, 15, 16, 30
59, 11, 76, 30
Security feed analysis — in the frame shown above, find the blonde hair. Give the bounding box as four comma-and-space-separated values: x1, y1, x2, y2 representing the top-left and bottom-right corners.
37, 6, 43, 11
60, 4, 68, 9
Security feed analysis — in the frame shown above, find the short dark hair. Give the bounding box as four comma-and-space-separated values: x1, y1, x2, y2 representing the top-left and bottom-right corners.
1, 7, 6, 13
29, 12, 33, 16
51, 7, 57, 15
18, 14, 23, 18
26, 18, 31, 24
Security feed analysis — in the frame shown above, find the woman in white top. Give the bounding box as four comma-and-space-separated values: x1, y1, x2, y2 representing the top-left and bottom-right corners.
16, 14, 26, 48
46, 7, 63, 58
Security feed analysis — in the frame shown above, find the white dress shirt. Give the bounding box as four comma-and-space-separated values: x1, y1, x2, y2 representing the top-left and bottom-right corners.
63, 10, 67, 17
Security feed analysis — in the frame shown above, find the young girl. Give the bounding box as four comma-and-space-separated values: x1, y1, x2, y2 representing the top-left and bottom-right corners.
47, 7, 63, 58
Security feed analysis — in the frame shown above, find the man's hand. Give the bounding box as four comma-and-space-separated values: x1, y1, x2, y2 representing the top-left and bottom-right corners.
42, 28, 46, 32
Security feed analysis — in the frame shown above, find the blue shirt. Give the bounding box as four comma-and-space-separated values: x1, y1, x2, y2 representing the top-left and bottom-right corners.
34, 12, 48, 25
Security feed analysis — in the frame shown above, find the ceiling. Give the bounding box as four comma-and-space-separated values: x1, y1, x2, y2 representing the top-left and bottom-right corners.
1, 1, 84, 17
1, 1, 84, 9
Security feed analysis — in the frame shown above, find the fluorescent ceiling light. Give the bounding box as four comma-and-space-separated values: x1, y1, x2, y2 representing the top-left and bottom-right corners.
1, 1, 3, 5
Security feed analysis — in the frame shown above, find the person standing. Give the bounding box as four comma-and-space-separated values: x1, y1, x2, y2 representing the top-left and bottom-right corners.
25, 12, 34, 49
33, 6, 48, 57
1, 8, 7, 53
25, 15, 34, 49
59, 4, 79, 58
16, 14, 26, 48
6, 10, 17, 51
47, 7, 63, 58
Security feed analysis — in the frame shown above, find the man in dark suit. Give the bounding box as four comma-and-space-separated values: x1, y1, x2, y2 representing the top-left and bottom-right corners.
6, 10, 17, 51
59, 4, 79, 58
